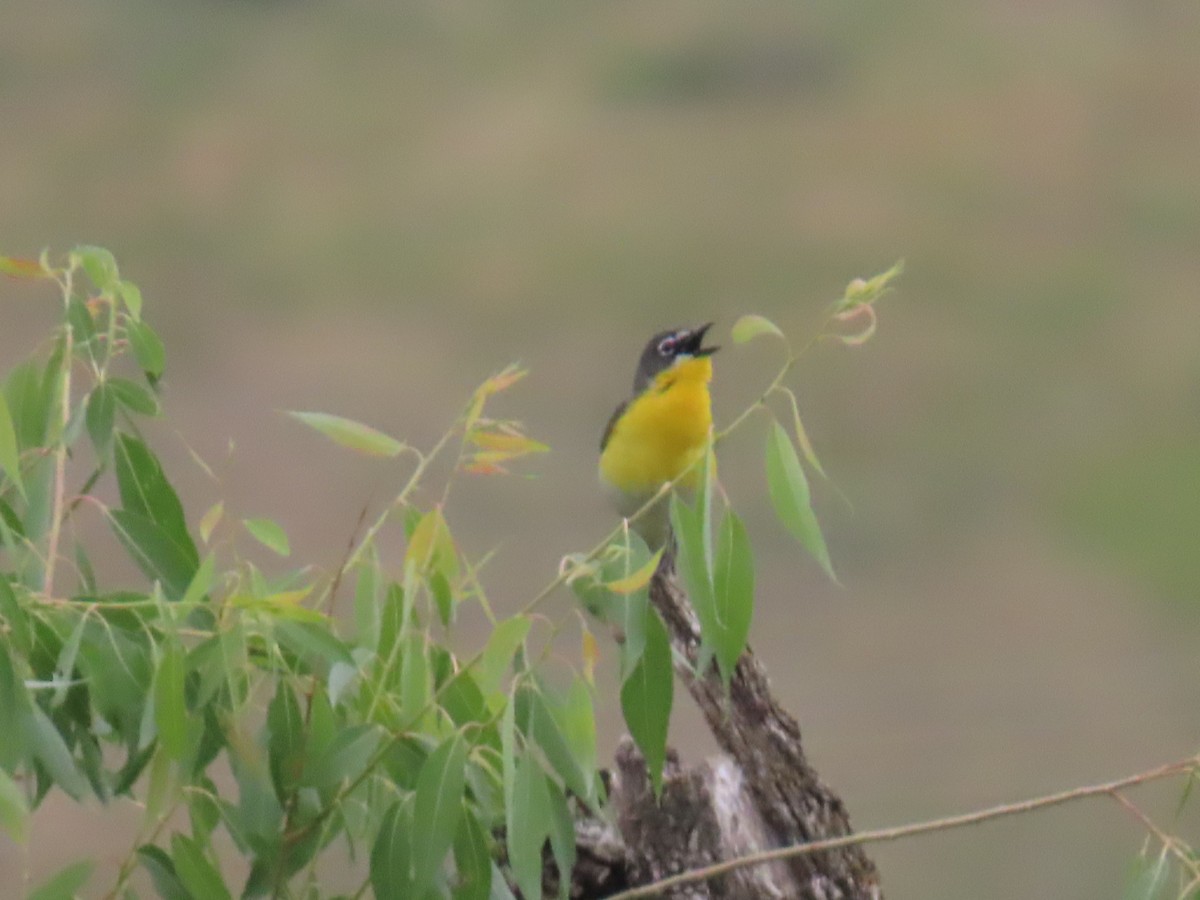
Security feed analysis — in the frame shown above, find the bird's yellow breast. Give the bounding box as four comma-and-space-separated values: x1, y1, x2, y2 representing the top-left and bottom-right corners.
599, 356, 713, 497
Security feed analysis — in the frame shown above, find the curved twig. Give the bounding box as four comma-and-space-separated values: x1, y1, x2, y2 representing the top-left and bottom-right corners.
606, 755, 1199, 900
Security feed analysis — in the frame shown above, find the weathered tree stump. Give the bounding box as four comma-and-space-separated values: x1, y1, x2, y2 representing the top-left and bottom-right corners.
566, 553, 882, 899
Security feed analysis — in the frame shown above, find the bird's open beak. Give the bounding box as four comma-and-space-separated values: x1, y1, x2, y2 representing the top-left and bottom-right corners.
682, 322, 719, 357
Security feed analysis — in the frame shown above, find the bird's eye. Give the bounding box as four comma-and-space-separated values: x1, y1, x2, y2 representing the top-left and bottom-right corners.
657, 337, 676, 356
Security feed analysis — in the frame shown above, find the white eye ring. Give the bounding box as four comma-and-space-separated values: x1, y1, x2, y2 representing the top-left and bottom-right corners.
657, 337, 677, 356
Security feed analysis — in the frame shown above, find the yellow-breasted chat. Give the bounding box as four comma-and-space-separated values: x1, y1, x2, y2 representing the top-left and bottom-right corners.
599, 323, 719, 547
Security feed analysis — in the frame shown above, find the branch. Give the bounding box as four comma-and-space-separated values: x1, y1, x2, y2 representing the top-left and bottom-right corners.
606, 755, 1199, 900
645, 556, 880, 896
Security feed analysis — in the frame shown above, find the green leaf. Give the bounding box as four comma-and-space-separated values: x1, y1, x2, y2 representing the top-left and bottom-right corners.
670, 494, 717, 674
371, 799, 415, 900
108, 509, 198, 601
243, 517, 290, 557
730, 313, 785, 344
0, 767, 29, 843
476, 615, 530, 698
603, 530, 656, 677
119, 279, 143, 319
0, 577, 29, 661
73, 245, 119, 292
711, 509, 754, 684
381, 735, 428, 794
411, 733, 469, 896
775, 384, 829, 480
267, 681, 305, 800
113, 433, 197, 564
431, 570, 454, 627
171, 833, 231, 900
21, 464, 54, 548
376, 581, 404, 658
616, 584, 650, 682
544, 778, 576, 900
198, 501, 223, 544
226, 748, 283, 850
109, 377, 160, 416
78, 732, 106, 802
405, 507, 458, 583
620, 605, 673, 797
27, 860, 94, 900
486, 866, 518, 900
4, 359, 51, 450
352, 562, 380, 647
153, 642, 188, 760
560, 676, 598, 792
305, 685, 336, 766
28, 705, 89, 800
143, 745, 178, 827
1124, 853, 1170, 900
240, 858, 276, 899
604, 546, 664, 594
76, 620, 153, 741
51, 610, 87, 709
508, 753, 550, 900
0, 390, 25, 500
136, 845, 192, 900
463, 761, 502, 833
85, 384, 116, 460
67, 296, 99, 347
519, 684, 594, 803
764, 419, 836, 582
328, 660, 358, 707
190, 627, 240, 710
276, 620, 353, 670
287, 410, 406, 458
302, 724, 380, 791
452, 804, 492, 900
0, 497, 26, 544
698, 443, 716, 580
126, 319, 166, 378
440, 670, 489, 734
179, 552, 215, 607
0, 644, 31, 770
501, 691, 516, 825
398, 634, 431, 726
403, 505, 423, 539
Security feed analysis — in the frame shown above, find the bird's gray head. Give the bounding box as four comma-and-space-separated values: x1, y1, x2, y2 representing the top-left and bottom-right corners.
633, 322, 718, 394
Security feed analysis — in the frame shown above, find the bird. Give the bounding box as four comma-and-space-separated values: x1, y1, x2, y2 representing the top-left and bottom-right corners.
599, 323, 719, 548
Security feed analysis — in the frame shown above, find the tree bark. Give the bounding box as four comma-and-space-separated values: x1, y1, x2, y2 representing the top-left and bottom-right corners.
567, 552, 882, 899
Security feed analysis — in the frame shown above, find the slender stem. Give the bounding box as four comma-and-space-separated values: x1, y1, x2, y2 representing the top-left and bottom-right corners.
714, 304, 843, 447
42, 326, 74, 598
65, 465, 103, 516
714, 355, 794, 445
322, 501, 369, 619
604, 756, 1199, 900
349, 873, 371, 900
314, 427, 451, 608
102, 789, 180, 900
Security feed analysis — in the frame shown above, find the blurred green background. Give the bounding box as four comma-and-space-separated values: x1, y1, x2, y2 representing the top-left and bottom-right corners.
3, 1, 1200, 897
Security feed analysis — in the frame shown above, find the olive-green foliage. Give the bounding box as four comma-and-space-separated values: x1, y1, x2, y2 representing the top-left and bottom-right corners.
0, 248, 580, 899
0, 247, 886, 898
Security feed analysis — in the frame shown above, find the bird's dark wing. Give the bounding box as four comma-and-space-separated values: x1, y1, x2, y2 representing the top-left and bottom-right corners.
600, 400, 627, 452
